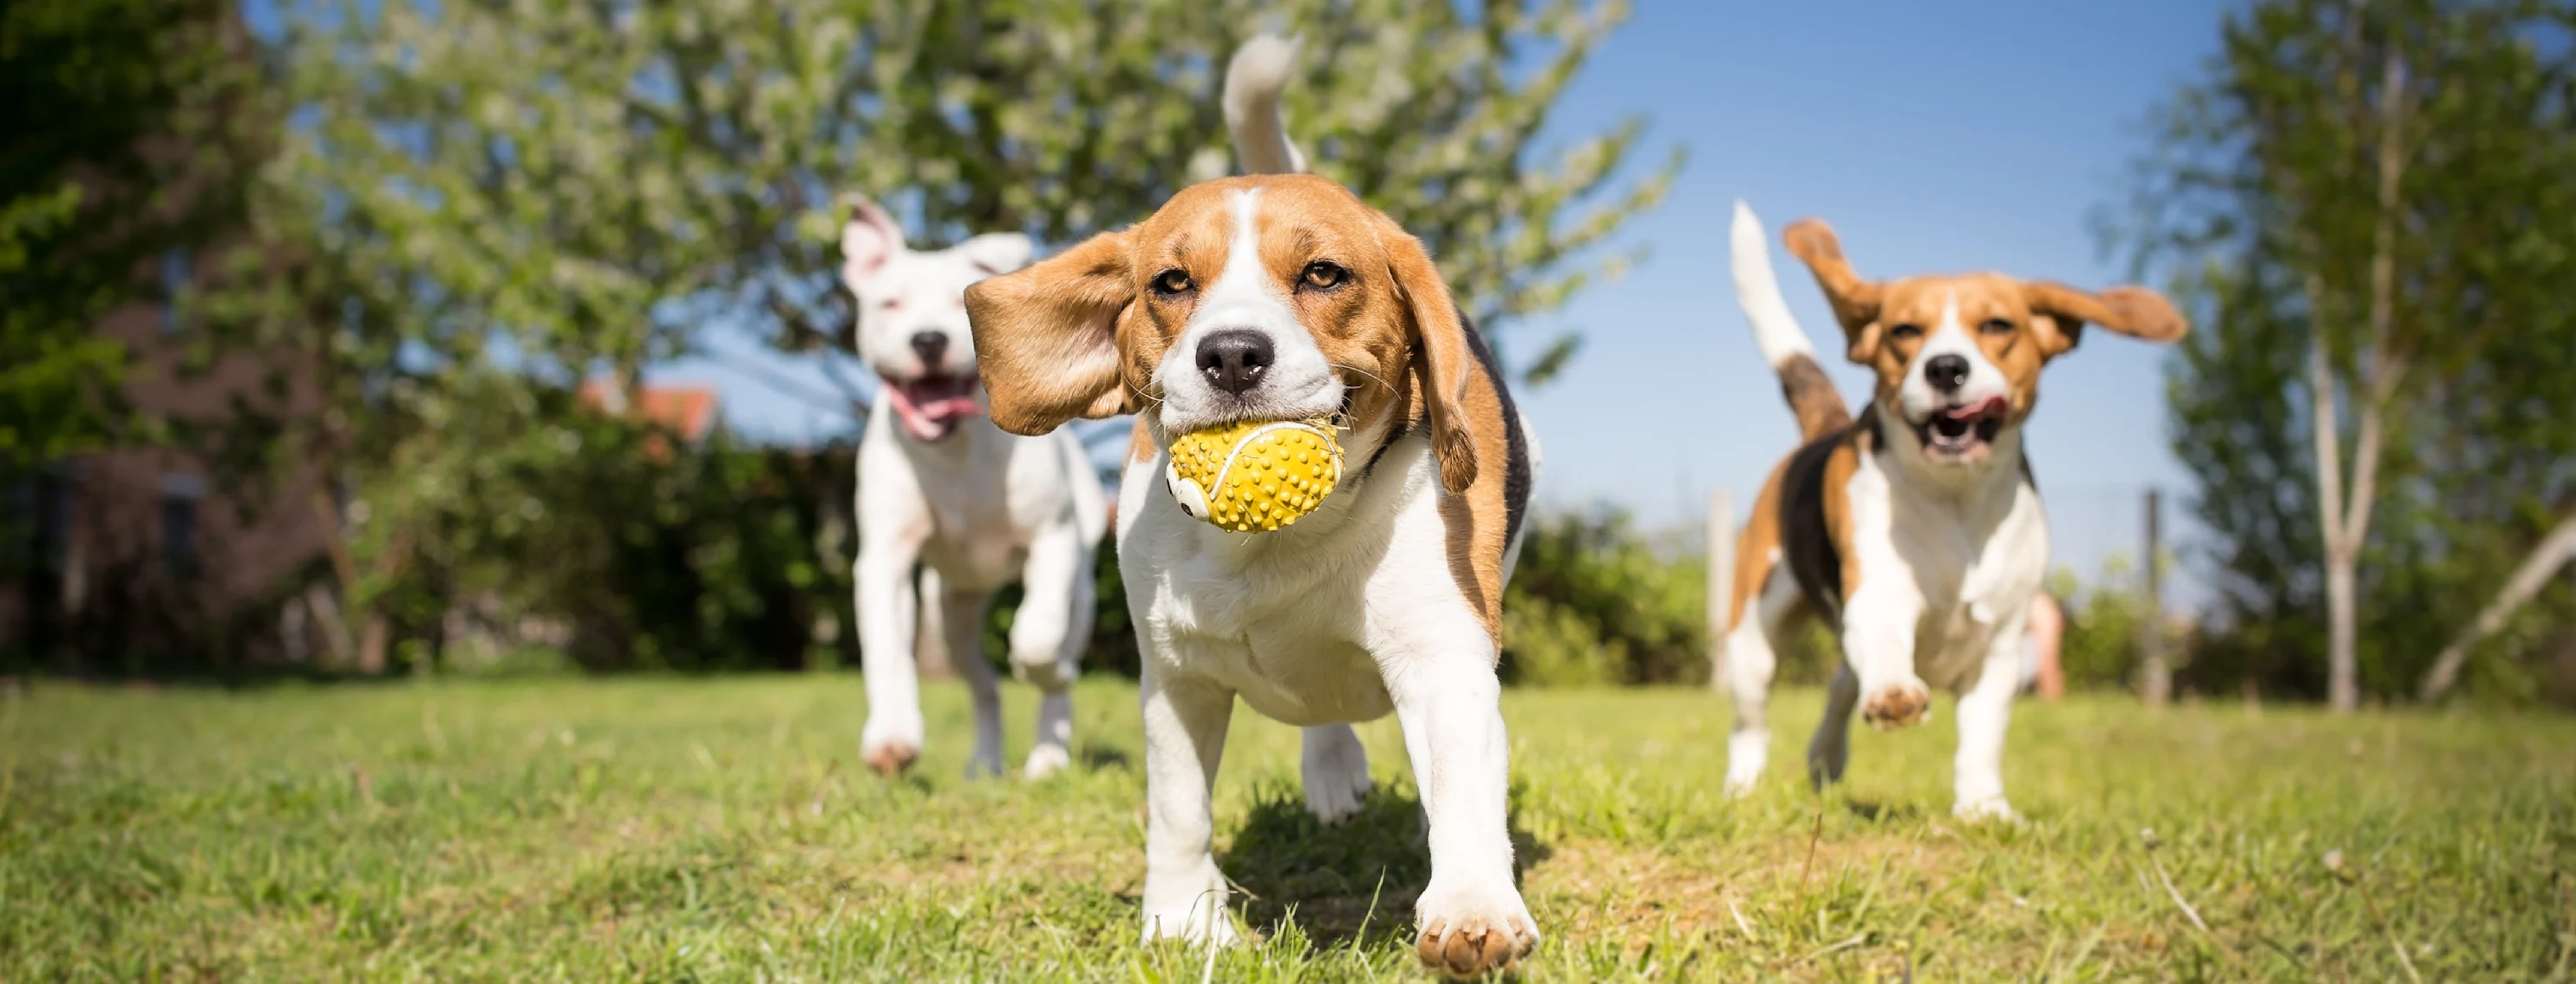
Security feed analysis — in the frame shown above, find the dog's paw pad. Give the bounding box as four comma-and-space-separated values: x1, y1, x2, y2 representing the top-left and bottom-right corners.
861, 741, 919, 777
1415, 889, 1539, 978
1860, 680, 1932, 731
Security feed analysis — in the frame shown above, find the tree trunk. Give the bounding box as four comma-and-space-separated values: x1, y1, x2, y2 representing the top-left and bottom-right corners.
2309, 48, 2410, 715
2309, 295, 2363, 712
2139, 489, 2172, 706
2419, 510, 2576, 702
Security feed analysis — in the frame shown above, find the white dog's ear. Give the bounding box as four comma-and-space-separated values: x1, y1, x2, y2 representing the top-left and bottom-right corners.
958, 232, 1034, 275
841, 198, 905, 286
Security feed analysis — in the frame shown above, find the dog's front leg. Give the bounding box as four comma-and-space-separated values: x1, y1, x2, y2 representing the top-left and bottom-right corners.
1383, 640, 1538, 976
1008, 523, 1094, 778
855, 528, 931, 776
1951, 626, 2025, 821
1841, 583, 1932, 731
1138, 664, 1239, 945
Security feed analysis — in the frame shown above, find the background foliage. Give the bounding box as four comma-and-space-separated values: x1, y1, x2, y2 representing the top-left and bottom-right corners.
248, 0, 1677, 671
2123, 0, 2576, 704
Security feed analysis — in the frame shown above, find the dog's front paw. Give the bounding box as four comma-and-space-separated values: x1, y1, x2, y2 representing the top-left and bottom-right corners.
1010, 653, 1076, 692
1140, 895, 1240, 947
1414, 881, 1539, 978
1953, 797, 2019, 823
860, 718, 923, 777
1860, 679, 1932, 731
1022, 742, 1071, 780
1141, 861, 1238, 947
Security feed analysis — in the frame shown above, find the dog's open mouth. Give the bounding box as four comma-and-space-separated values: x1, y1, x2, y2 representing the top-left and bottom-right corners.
1914, 395, 2008, 461
884, 372, 981, 443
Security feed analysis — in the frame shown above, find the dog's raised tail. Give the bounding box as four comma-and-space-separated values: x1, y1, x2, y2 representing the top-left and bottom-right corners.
1732, 200, 1850, 441
1224, 35, 1305, 174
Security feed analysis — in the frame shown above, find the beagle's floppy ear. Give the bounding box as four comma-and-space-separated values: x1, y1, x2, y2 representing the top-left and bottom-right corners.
1782, 219, 1886, 364
964, 230, 1140, 436
1378, 222, 1480, 495
2020, 282, 2189, 358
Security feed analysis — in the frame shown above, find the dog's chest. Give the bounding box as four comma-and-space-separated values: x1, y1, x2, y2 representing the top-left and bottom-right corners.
1867, 463, 2050, 687
1121, 459, 1408, 726
1159, 540, 1395, 725
899, 427, 1067, 587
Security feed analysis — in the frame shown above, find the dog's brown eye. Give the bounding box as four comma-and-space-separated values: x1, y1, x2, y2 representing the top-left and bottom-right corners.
1152, 269, 1193, 296
1889, 324, 1924, 341
1979, 318, 2015, 336
1301, 261, 1349, 290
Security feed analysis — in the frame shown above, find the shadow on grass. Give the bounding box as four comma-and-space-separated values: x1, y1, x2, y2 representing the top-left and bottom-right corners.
1840, 798, 1925, 823
1217, 784, 1552, 948
1077, 744, 1134, 772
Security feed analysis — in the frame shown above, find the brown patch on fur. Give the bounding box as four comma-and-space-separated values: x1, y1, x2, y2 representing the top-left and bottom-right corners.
1126, 417, 1156, 464
1730, 417, 1873, 633
1776, 353, 1850, 443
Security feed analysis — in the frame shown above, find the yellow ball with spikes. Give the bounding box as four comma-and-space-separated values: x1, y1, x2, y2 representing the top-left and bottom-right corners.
1165, 417, 1344, 533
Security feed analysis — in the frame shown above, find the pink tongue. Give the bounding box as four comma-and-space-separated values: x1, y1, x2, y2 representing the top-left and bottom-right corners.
1945, 396, 2008, 420
914, 395, 980, 421
883, 376, 982, 440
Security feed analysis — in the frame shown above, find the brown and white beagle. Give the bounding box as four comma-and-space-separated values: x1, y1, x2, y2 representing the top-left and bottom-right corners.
1721, 201, 2185, 819
963, 37, 1541, 976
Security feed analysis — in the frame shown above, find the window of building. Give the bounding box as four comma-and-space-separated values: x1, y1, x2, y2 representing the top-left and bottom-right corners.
160, 474, 206, 579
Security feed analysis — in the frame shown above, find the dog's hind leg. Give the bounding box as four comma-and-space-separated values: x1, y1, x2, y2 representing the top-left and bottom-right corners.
1300, 725, 1371, 824
1809, 662, 1860, 790
1009, 525, 1094, 778
1724, 565, 1801, 796
932, 576, 1007, 780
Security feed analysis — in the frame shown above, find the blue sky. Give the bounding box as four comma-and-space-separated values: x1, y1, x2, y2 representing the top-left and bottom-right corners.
664, 0, 2246, 601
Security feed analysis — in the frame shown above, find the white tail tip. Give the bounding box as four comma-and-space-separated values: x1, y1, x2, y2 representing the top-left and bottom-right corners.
1731, 200, 1815, 368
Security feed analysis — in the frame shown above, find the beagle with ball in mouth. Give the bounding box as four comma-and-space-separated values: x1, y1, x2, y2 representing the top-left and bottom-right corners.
964, 36, 1541, 977
1721, 202, 2185, 820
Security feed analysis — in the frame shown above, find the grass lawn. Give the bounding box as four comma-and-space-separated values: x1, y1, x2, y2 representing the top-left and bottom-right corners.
3, 675, 2571, 981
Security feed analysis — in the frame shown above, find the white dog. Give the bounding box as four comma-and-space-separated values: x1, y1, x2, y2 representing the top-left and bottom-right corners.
841, 198, 1108, 780
963, 37, 1543, 977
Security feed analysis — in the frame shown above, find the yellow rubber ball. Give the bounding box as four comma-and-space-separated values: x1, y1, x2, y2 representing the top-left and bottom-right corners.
1164, 417, 1344, 533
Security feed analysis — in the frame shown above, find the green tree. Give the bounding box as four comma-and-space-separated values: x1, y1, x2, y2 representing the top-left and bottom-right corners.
0, 0, 268, 468
268, 0, 1678, 666
2123, 0, 2576, 706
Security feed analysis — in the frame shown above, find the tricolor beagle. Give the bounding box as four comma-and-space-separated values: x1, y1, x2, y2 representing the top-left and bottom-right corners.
964, 37, 1542, 977
1721, 202, 2186, 820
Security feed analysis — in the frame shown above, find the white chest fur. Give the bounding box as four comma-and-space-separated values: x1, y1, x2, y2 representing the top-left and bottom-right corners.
1115, 432, 1466, 726
1846, 443, 2050, 692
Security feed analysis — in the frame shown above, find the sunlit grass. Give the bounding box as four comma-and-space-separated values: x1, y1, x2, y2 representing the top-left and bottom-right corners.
2, 676, 2569, 981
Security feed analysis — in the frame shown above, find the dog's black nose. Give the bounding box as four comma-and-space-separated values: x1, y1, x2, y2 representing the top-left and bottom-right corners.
1924, 354, 1970, 393
1196, 330, 1274, 396
910, 331, 950, 369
